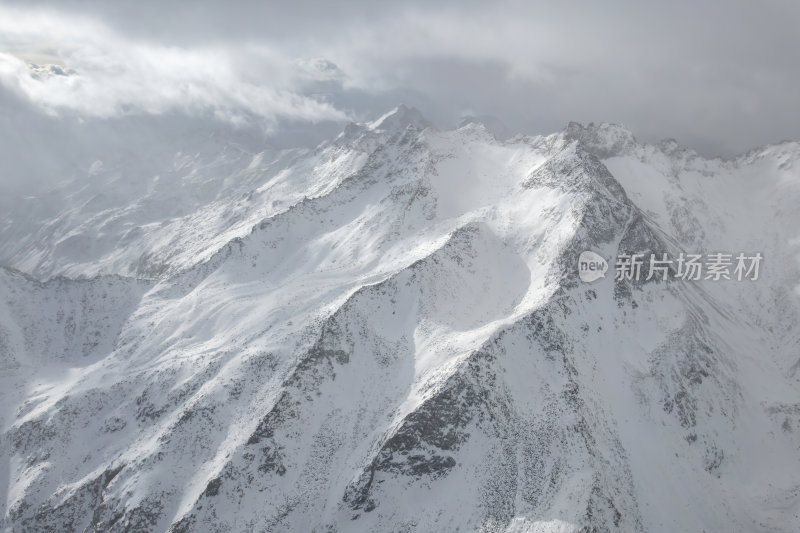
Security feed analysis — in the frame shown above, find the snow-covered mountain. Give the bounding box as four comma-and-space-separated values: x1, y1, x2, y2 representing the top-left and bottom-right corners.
1, 107, 799, 532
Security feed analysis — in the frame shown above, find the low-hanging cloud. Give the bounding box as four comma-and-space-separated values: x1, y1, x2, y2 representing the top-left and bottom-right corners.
1, 1, 799, 156
0, 6, 349, 127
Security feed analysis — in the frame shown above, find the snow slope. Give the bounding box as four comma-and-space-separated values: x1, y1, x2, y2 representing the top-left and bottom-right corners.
1, 108, 799, 532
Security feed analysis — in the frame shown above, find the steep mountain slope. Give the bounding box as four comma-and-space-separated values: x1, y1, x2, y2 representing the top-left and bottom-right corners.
1, 109, 799, 532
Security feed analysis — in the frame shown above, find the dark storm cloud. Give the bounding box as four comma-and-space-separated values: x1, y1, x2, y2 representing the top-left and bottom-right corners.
1, 0, 799, 156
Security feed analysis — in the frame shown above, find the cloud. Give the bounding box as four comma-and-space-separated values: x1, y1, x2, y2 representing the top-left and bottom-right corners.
1, 1, 800, 156
0, 6, 349, 127
309, 1, 800, 155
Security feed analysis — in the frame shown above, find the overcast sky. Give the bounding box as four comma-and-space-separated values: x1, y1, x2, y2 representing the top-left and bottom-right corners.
1, 0, 799, 160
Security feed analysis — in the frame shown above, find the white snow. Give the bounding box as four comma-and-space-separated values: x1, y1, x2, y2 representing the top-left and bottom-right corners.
1, 112, 799, 532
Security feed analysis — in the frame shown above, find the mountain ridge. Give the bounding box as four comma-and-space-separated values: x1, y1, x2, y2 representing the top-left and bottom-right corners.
1, 107, 799, 532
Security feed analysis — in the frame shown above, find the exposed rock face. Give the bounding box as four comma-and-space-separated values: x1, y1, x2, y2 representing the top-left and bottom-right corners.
1, 109, 799, 532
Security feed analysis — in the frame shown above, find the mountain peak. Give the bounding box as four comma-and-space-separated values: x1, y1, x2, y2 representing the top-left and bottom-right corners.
458, 114, 513, 141
563, 121, 638, 158
368, 104, 431, 133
